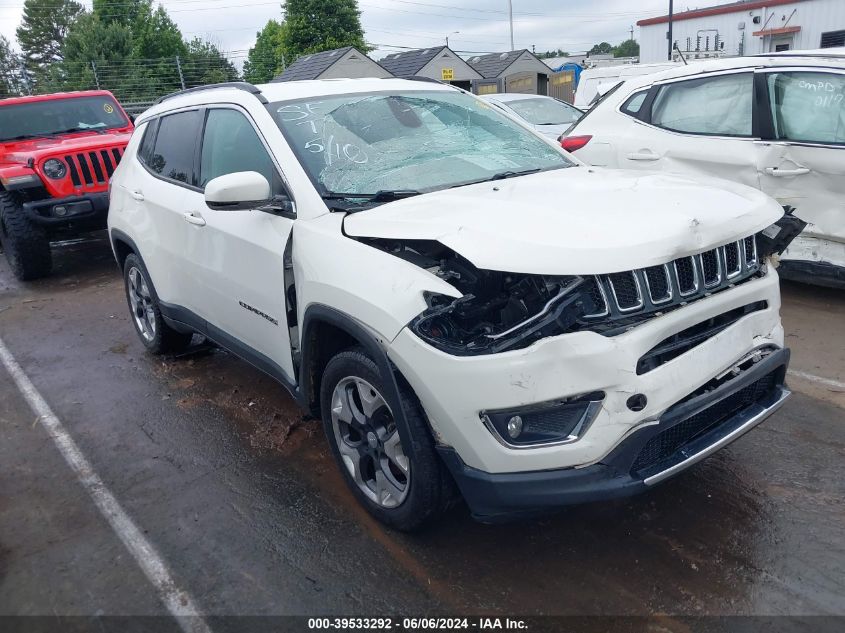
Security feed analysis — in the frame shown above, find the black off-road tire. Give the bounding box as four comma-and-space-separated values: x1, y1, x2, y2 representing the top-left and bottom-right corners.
0, 191, 52, 281
122, 253, 193, 355
320, 347, 456, 531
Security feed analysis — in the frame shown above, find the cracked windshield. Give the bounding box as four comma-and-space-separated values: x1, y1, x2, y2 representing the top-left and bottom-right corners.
270, 90, 573, 196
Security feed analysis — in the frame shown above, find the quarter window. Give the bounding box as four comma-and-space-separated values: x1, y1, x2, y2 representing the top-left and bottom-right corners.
766, 71, 845, 145
621, 90, 648, 116
651, 73, 753, 137
137, 120, 157, 165
148, 111, 202, 185
200, 108, 279, 190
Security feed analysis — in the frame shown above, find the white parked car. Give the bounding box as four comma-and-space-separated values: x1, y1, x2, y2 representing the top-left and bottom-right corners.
563, 50, 845, 288
573, 62, 682, 109
480, 93, 582, 140
108, 78, 797, 529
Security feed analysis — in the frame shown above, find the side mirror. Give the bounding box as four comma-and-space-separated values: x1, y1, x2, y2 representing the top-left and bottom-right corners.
205, 171, 271, 211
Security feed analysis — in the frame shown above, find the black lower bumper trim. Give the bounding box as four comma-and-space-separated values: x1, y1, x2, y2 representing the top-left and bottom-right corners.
440, 347, 790, 522
23, 192, 109, 227
778, 260, 845, 290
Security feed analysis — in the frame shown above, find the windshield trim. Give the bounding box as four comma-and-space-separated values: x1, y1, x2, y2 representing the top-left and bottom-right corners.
267, 89, 574, 204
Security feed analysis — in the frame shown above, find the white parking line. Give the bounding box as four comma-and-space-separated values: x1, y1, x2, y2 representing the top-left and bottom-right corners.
788, 369, 845, 391
0, 335, 212, 633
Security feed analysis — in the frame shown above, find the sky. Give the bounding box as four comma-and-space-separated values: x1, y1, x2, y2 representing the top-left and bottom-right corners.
0, 0, 729, 63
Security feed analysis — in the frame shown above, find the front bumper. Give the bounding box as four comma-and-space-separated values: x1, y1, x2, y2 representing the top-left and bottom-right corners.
438, 348, 790, 521
23, 192, 109, 227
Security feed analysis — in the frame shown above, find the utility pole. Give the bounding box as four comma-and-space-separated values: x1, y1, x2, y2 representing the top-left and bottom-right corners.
630, 25, 634, 41
667, 0, 674, 60
90, 61, 100, 90
507, 0, 514, 50
175, 56, 186, 90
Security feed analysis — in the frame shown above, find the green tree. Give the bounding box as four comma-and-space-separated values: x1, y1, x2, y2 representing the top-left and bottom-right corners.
181, 38, 239, 87
243, 20, 287, 83
16, 0, 84, 82
588, 42, 613, 55
281, 0, 368, 62
59, 12, 136, 96
613, 39, 640, 58
1, 35, 24, 96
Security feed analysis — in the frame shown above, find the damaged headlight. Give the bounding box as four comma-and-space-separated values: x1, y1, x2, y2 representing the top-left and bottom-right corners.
411, 276, 598, 355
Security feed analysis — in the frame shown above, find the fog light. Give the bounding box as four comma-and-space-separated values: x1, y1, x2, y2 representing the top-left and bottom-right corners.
482, 392, 604, 447
506, 416, 523, 438
54, 205, 68, 217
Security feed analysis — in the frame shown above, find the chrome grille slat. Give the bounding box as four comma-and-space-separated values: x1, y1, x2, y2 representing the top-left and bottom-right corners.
607, 271, 643, 312
585, 239, 761, 326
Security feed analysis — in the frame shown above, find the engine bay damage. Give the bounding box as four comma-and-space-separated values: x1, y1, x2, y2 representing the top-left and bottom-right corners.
356, 210, 801, 356
358, 238, 600, 355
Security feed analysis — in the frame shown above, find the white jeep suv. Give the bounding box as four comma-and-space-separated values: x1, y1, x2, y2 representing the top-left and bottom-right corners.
108, 79, 799, 530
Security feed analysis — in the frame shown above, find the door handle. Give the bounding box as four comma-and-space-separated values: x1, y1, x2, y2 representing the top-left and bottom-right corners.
627, 151, 660, 161
765, 167, 810, 177
130, 190, 145, 201
183, 211, 206, 226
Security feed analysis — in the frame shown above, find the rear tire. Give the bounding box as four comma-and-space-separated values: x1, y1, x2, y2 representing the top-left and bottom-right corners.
0, 191, 52, 281
320, 348, 454, 531
123, 253, 193, 354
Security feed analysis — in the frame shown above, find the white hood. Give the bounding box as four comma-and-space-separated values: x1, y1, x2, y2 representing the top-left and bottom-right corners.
344, 167, 783, 275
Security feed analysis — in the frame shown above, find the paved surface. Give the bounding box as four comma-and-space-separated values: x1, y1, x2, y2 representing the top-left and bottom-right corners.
0, 233, 843, 618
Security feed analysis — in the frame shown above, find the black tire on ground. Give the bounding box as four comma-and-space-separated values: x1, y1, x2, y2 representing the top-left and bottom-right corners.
0, 191, 52, 281
320, 347, 455, 531
122, 253, 193, 355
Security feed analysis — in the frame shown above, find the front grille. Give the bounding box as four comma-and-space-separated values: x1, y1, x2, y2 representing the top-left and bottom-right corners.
64, 147, 124, 189
582, 239, 761, 333
631, 369, 778, 475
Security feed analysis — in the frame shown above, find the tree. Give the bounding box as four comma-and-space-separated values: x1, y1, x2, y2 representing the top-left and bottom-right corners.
536, 48, 569, 60
281, 0, 368, 62
181, 38, 238, 88
588, 42, 612, 56
243, 20, 287, 83
16, 0, 84, 82
613, 39, 640, 58
59, 13, 136, 96
1, 36, 24, 96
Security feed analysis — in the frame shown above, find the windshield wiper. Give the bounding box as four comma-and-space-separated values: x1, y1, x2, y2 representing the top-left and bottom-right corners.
451, 168, 543, 189
322, 189, 421, 211
2, 133, 57, 141
59, 126, 107, 135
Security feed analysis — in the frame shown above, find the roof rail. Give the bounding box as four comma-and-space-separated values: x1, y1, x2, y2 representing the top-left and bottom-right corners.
154, 82, 268, 105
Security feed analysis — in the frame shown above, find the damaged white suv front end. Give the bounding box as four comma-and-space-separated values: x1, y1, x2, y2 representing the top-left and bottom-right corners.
110, 79, 800, 529
342, 169, 797, 520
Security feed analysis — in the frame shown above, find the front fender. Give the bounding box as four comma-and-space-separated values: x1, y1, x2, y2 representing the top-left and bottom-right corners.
293, 213, 461, 343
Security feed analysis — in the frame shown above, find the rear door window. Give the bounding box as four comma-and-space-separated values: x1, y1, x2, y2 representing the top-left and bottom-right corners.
651, 72, 753, 137
765, 71, 845, 145
148, 110, 202, 186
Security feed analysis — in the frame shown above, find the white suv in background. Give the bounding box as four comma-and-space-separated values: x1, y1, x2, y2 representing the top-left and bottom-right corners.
563, 49, 845, 289
109, 79, 798, 530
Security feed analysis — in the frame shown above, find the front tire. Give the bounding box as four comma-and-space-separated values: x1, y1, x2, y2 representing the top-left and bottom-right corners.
123, 253, 192, 354
0, 191, 52, 281
320, 348, 453, 531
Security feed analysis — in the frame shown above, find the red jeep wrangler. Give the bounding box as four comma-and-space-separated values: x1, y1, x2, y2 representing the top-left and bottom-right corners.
0, 90, 133, 280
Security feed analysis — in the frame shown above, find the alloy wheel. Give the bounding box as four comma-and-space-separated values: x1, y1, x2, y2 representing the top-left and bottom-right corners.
330, 376, 410, 508
127, 266, 156, 342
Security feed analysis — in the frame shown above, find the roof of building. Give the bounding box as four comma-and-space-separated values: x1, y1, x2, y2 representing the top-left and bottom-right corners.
274, 47, 386, 82
638, 0, 807, 26
466, 49, 545, 78
379, 47, 446, 77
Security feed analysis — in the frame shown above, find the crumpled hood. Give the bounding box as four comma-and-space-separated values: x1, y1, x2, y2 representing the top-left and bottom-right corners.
344, 167, 784, 275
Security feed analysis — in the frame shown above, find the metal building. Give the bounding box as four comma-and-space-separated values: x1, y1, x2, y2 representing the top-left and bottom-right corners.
273, 47, 392, 82
637, 0, 845, 63
378, 47, 481, 90
466, 50, 552, 95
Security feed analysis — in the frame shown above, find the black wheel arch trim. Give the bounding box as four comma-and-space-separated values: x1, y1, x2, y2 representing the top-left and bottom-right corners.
299, 304, 414, 449
109, 228, 142, 268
